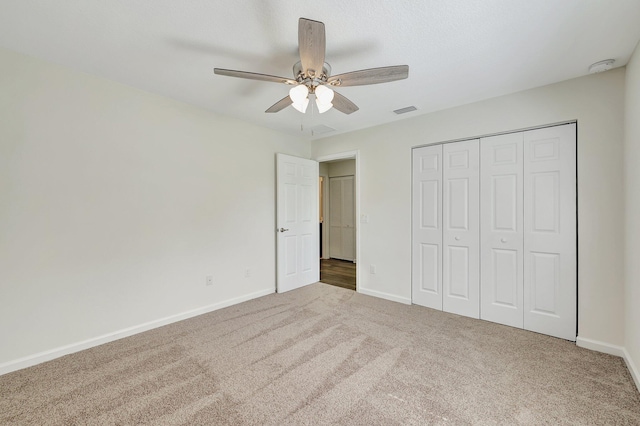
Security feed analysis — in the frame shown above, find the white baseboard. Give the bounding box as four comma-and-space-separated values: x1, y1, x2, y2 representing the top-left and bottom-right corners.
576, 336, 625, 357
622, 348, 640, 393
576, 336, 640, 393
0, 288, 274, 377
358, 287, 411, 305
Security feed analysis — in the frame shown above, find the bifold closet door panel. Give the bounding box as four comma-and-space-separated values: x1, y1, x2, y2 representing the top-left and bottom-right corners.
412, 145, 443, 310
480, 133, 525, 328
523, 124, 577, 340
442, 140, 480, 318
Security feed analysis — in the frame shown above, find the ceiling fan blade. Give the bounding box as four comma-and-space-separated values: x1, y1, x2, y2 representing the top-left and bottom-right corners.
332, 91, 359, 115
214, 68, 297, 85
265, 96, 293, 113
327, 65, 409, 87
298, 18, 326, 78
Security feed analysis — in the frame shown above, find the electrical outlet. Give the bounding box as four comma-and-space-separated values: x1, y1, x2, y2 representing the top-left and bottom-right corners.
370, 265, 377, 274
244, 268, 251, 278
206, 275, 214, 286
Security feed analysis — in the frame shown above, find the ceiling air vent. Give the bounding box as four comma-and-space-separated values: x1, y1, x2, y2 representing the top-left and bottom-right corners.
393, 106, 417, 115
310, 124, 336, 135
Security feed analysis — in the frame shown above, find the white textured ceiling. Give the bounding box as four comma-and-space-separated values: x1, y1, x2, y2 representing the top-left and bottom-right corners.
1, 1, 639, 140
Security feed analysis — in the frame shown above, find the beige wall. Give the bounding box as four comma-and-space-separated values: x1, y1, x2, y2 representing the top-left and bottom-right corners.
319, 162, 330, 176
624, 41, 640, 386
312, 69, 626, 346
328, 159, 355, 177
0, 48, 310, 367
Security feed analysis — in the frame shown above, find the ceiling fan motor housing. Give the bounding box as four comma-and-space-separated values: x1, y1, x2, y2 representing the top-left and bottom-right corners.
293, 61, 332, 85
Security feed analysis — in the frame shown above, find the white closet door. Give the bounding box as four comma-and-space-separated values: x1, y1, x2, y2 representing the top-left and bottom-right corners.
523, 124, 577, 340
480, 133, 524, 328
329, 176, 355, 261
442, 140, 480, 318
412, 145, 443, 310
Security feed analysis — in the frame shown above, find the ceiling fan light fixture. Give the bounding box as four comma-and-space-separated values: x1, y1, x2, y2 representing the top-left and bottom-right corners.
292, 97, 309, 113
314, 85, 334, 113
289, 85, 310, 113
316, 101, 333, 114
315, 85, 334, 104
214, 18, 408, 116
289, 85, 309, 103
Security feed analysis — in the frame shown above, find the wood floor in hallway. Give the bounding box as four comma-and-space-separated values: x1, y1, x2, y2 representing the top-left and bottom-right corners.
320, 258, 356, 291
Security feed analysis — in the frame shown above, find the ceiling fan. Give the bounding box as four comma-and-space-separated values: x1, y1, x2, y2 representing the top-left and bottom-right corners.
214, 18, 409, 115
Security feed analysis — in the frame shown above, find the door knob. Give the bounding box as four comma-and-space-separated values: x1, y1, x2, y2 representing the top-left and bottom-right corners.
501, 238, 507, 243
278, 228, 289, 233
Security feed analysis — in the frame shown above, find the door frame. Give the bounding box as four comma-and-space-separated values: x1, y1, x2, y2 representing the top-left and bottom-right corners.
315, 150, 360, 292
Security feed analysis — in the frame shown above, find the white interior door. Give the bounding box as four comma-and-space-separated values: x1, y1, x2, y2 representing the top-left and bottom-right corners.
276, 154, 319, 293
329, 176, 355, 261
523, 124, 577, 340
412, 145, 443, 310
480, 133, 524, 328
443, 140, 480, 318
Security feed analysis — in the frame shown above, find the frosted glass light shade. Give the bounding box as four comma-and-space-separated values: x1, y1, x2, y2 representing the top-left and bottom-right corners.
316, 100, 333, 113
315, 85, 334, 104
292, 97, 309, 113
289, 85, 309, 103
314, 85, 334, 113
289, 85, 310, 113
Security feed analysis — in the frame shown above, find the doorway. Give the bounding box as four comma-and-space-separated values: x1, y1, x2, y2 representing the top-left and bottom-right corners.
320, 258, 356, 291
316, 152, 359, 291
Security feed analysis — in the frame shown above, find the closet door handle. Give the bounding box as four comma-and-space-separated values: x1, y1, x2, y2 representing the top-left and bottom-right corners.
500, 238, 507, 243
454, 236, 460, 241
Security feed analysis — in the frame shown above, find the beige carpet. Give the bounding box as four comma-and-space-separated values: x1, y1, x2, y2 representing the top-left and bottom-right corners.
1, 283, 639, 425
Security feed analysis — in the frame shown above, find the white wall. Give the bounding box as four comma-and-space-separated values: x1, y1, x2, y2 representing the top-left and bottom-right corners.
624, 41, 640, 387
312, 69, 626, 346
0, 48, 310, 368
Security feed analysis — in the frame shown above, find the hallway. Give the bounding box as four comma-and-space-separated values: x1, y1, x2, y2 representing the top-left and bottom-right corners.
320, 258, 356, 291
